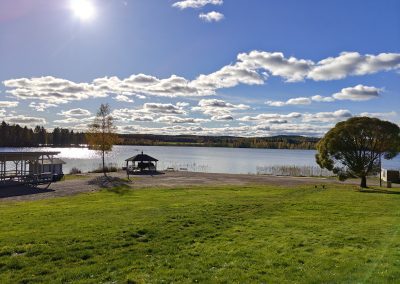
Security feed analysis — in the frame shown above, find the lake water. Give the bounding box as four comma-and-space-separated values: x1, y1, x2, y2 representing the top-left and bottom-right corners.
1, 146, 399, 174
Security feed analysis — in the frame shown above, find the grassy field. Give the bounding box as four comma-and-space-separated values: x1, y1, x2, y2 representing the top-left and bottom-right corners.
0, 184, 399, 283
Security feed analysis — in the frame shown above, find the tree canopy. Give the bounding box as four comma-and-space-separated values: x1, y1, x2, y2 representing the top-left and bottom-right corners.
316, 117, 400, 188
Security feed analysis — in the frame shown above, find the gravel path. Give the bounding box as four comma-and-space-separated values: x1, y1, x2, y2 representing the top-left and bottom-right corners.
0, 171, 397, 202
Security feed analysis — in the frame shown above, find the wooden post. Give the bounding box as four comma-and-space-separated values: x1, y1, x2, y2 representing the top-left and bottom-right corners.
20, 155, 23, 181
41, 154, 44, 180
379, 154, 382, 187
50, 154, 54, 179
14, 161, 19, 181
126, 160, 129, 179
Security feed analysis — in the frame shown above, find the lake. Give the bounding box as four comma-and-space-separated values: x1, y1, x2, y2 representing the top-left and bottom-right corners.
1, 146, 399, 174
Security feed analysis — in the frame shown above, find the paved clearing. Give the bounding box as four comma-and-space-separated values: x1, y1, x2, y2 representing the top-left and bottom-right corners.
0, 171, 396, 202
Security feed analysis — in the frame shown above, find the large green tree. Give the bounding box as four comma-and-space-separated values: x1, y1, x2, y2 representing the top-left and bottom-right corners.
316, 117, 400, 188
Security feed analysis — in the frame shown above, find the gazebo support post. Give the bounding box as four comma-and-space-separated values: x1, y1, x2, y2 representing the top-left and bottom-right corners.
126, 160, 130, 180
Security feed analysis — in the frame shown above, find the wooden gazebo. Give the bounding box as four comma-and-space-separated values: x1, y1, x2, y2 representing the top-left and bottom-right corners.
125, 152, 158, 175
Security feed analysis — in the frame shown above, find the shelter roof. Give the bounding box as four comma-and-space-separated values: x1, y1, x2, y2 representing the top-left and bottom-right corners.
125, 152, 158, 162
0, 152, 61, 162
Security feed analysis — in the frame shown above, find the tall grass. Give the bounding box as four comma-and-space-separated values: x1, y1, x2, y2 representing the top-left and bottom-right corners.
90, 163, 119, 173
162, 162, 209, 172
257, 165, 334, 177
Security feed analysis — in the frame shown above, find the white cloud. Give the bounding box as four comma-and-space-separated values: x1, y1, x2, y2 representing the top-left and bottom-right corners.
240, 110, 352, 124
114, 94, 134, 103
211, 114, 234, 121
358, 111, 397, 119
112, 108, 154, 122
0, 101, 19, 108
308, 52, 400, 81
4, 52, 399, 106
286, 97, 312, 105
266, 97, 311, 107
3, 76, 107, 104
155, 115, 208, 124
192, 65, 263, 94
238, 112, 302, 122
53, 117, 94, 124
265, 101, 286, 107
3, 115, 46, 126
197, 99, 249, 109
199, 11, 224, 22
236, 51, 314, 82
266, 85, 381, 107
193, 99, 249, 120
94, 74, 206, 97
29, 102, 58, 112
172, 0, 223, 9
111, 102, 189, 123
332, 85, 381, 101
177, 102, 190, 107
311, 95, 335, 102
143, 102, 187, 115
59, 108, 92, 117
303, 109, 352, 123
193, 51, 400, 88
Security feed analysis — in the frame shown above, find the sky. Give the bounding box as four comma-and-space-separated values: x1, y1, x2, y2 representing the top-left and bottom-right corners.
0, 0, 399, 137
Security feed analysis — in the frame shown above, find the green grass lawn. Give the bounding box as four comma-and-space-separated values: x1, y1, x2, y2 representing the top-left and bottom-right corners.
0, 184, 399, 283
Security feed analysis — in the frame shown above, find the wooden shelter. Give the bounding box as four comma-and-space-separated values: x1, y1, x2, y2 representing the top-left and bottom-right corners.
125, 152, 158, 175
0, 152, 65, 188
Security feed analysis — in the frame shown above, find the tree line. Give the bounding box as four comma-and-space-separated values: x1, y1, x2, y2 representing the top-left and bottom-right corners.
0, 120, 319, 149
114, 134, 318, 149
0, 121, 86, 147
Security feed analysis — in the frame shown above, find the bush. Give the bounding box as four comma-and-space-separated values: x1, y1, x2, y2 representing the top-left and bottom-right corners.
90, 166, 119, 173
69, 167, 82, 174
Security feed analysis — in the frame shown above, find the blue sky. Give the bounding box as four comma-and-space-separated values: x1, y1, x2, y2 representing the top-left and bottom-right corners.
0, 0, 399, 136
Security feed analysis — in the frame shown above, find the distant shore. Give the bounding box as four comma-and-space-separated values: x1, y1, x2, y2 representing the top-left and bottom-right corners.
0, 121, 319, 149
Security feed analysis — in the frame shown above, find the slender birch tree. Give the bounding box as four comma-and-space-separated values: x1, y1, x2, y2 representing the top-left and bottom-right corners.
86, 104, 117, 177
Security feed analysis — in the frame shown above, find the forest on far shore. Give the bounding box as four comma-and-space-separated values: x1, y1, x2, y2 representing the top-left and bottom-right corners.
0, 121, 319, 150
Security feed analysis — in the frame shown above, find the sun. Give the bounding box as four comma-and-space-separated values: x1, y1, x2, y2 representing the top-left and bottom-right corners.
70, 0, 96, 21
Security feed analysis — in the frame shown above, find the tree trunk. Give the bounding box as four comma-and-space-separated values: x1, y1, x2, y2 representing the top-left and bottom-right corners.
360, 176, 367, 188
102, 150, 106, 177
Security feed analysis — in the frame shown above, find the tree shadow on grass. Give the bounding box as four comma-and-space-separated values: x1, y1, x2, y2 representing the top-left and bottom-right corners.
359, 188, 400, 195
0, 185, 54, 199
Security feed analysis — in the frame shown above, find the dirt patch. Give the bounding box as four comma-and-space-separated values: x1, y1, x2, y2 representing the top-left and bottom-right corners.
0, 171, 397, 202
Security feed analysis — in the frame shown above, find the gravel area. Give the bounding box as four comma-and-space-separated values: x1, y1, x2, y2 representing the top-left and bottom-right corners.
0, 171, 397, 202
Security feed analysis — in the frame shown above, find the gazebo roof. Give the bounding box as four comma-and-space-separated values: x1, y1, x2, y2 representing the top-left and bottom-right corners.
125, 152, 158, 162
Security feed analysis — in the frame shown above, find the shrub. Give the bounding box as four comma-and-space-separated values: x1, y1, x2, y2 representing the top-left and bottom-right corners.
90, 164, 119, 173
69, 167, 82, 174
